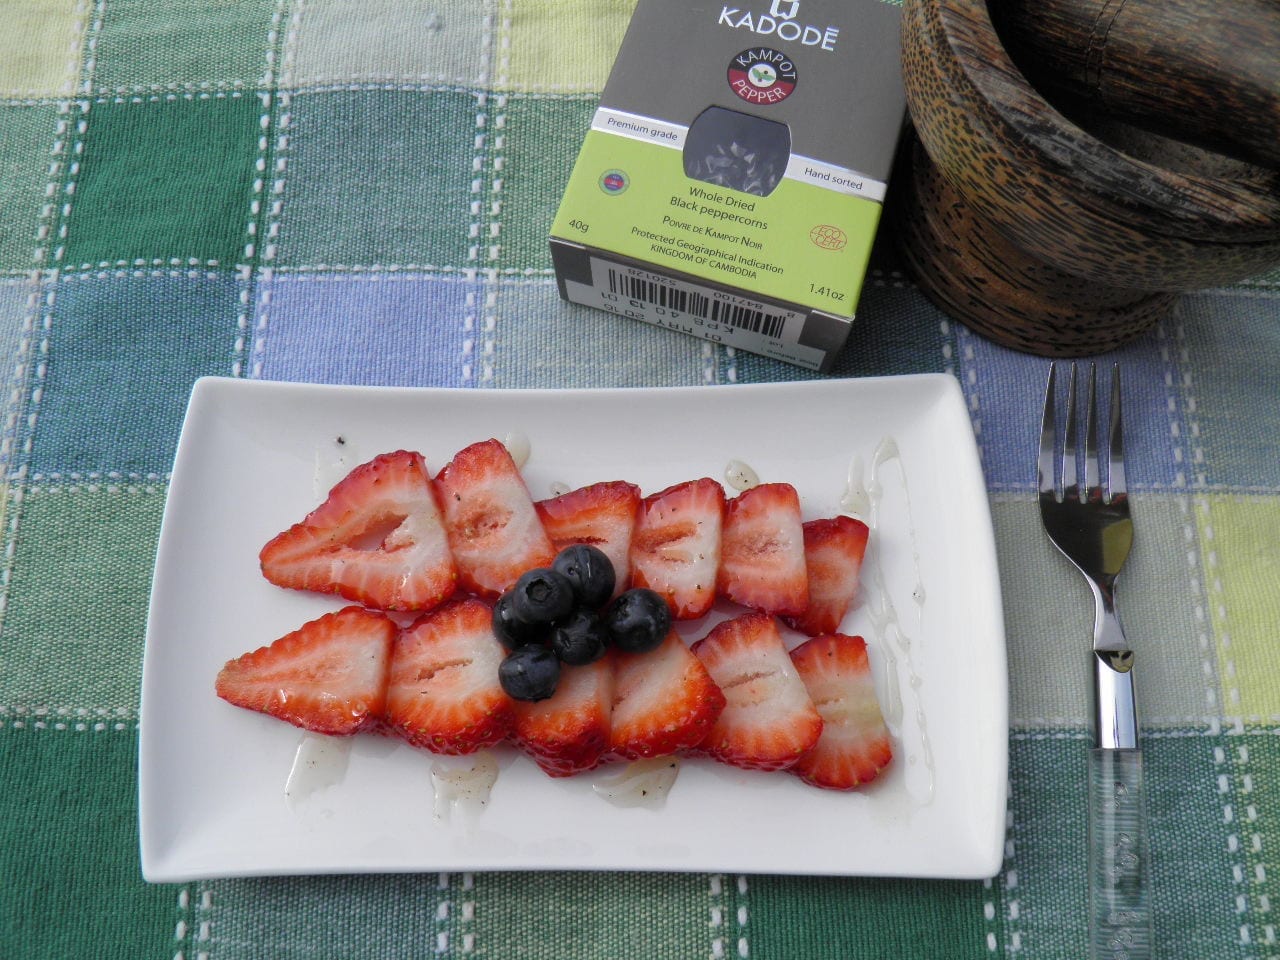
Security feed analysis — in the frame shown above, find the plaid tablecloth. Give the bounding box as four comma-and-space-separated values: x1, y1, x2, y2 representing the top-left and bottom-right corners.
2, 1, 1279, 958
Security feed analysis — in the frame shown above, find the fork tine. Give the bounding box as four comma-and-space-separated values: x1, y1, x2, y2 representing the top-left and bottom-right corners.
1062, 362, 1079, 501
1108, 363, 1126, 501
1084, 363, 1101, 501
1038, 363, 1058, 497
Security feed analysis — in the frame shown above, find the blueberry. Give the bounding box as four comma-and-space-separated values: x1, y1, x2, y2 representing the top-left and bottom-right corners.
552, 544, 616, 609
603, 588, 671, 654
491, 592, 544, 650
549, 608, 610, 665
498, 645, 561, 701
509, 568, 575, 625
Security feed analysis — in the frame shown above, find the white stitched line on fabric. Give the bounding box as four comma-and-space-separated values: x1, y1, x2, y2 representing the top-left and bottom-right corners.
23, 481, 165, 496
709, 873, 727, 960
702, 341, 716, 385
23, 468, 166, 480
68, 257, 220, 269
2, 284, 40, 468
436, 871, 451, 953
1170, 317, 1265, 953
80, 1, 103, 94
983, 878, 997, 951
733, 874, 750, 958
937, 317, 955, 376
260, 89, 291, 268
466, 68, 490, 379
955, 325, 982, 440
0, 85, 604, 108
988, 482, 1280, 497
252, 276, 273, 378
481, 287, 497, 384
93, 91, 246, 105
249, 3, 299, 380
191, 881, 212, 960
60, 268, 223, 281
173, 884, 193, 960
462, 289, 477, 383
53, 1, 91, 98
274, 263, 557, 277
1203, 509, 1237, 708
1006, 797, 1021, 951
488, 2, 511, 269
461, 872, 476, 954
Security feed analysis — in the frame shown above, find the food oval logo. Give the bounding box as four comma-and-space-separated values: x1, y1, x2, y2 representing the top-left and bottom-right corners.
727, 47, 798, 105
809, 224, 847, 250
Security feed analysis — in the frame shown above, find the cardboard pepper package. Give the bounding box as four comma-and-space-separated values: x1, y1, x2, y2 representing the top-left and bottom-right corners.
550, 0, 906, 372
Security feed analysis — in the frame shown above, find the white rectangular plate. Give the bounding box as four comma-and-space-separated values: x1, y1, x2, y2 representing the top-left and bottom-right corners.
140, 375, 1007, 882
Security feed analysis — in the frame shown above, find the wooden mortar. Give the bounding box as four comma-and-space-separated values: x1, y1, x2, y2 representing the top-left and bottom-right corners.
896, 0, 1280, 354
988, 0, 1280, 170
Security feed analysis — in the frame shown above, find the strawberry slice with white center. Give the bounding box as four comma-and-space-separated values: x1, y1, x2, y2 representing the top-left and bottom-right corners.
215, 605, 395, 735
717, 482, 808, 616
435, 438, 557, 598
691, 612, 822, 771
512, 657, 614, 777
783, 516, 870, 636
610, 630, 726, 760
629, 478, 725, 620
789, 632, 892, 789
259, 449, 457, 612
536, 480, 641, 598
383, 598, 514, 754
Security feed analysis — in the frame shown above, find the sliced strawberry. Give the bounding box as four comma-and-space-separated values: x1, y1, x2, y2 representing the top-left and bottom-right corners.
610, 631, 725, 760
629, 478, 725, 619
259, 450, 457, 612
512, 656, 614, 777
717, 482, 808, 616
215, 606, 395, 735
690, 612, 822, 771
783, 517, 870, 636
790, 633, 892, 789
435, 439, 556, 598
383, 598, 514, 754
536, 480, 641, 597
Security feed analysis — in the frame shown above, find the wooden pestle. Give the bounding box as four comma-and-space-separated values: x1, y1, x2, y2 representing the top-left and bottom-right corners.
987, 0, 1280, 169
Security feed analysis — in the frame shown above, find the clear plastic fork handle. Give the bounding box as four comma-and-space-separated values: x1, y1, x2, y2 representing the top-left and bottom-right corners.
1089, 748, 1154, 960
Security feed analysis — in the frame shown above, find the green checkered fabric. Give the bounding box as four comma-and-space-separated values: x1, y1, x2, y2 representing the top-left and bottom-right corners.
2, 1, 1279, 958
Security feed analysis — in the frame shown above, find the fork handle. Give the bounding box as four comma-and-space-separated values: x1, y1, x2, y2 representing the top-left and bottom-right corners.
1089, 747, 1154, 960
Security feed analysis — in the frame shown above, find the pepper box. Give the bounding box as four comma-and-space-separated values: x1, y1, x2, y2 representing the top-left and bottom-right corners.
550, 0, 907, 373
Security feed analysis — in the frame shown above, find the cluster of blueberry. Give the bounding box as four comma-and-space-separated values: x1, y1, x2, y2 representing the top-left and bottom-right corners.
493, 545, 671, 701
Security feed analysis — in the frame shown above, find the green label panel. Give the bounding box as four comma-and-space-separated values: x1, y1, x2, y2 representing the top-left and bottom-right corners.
552, 131, 881, 317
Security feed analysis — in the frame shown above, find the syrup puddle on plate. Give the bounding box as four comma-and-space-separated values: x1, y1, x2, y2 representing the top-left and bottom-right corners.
285, 732, 354, 807
842, 435, 935, 805
592, 756, 682, 809
430, 751, 500, 821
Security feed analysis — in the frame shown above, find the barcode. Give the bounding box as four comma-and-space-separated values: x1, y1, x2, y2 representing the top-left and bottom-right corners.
606, 269, 787, 339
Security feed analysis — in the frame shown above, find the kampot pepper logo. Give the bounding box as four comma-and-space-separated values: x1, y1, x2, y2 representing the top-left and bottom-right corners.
728, 47, 798, 105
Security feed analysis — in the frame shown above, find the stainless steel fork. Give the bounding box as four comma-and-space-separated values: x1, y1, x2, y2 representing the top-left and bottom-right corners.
1038, 362, 1153, 960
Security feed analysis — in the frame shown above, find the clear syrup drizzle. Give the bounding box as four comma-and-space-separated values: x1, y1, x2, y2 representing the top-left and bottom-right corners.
724, 459, 760, 493
592, 756, 682, 809
430, 751, 499, 821
841, 437, 934, 803
502, 431, 531, 469
285, 732, 354, 807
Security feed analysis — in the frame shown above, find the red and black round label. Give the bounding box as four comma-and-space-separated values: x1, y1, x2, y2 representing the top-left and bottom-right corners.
727, 48, 798, 105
